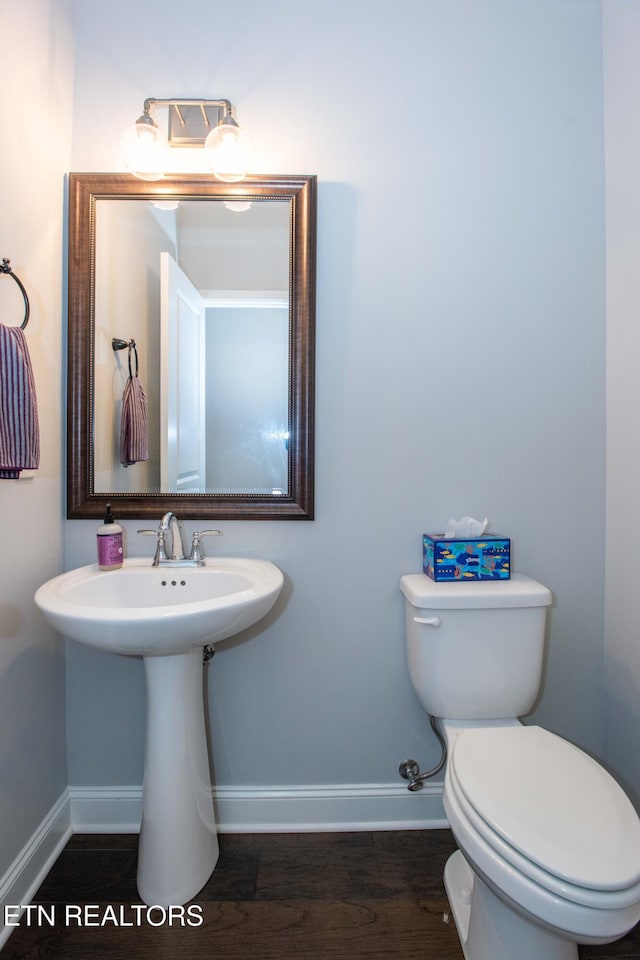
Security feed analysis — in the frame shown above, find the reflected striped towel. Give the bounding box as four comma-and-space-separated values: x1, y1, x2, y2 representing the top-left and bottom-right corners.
0, 324, 40, 478
120, 375, 148, 467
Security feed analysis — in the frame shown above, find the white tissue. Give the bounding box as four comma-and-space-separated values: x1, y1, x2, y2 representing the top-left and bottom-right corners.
444, 516, 489, 539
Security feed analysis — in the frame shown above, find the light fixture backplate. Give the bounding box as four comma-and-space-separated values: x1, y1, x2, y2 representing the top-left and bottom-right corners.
167, 103, 224, 146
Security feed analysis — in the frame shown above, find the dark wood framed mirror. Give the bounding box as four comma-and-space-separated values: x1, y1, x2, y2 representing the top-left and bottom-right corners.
67, 172, 316, 520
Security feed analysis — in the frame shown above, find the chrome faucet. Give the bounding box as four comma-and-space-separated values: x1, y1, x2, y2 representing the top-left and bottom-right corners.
138, 514, 222, 567
160, 512, 187, 562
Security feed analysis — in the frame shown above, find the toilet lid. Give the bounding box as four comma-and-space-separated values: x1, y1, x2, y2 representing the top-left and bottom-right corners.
450, 725, 640, 892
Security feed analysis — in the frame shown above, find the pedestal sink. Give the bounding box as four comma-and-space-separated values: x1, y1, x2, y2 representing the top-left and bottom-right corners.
35, 557, 283, 906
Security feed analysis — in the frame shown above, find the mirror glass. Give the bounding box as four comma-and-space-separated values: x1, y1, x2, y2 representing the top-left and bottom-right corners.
67, 173, 316, 520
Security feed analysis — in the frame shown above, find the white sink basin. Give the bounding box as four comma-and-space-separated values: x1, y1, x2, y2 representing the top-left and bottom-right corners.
35, 554, 284, 907
34, 556, 283, 656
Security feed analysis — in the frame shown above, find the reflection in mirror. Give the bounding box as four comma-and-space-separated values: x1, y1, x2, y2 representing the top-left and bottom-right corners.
94, 199, 290, 495
67, 174, 316, 520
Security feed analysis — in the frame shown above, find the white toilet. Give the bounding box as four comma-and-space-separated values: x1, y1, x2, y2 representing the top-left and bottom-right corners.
400, 572, 640, 960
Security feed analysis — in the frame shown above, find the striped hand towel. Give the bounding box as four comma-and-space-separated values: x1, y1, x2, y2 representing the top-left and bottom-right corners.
120, 375, 148, 467
0, 324, 40, 478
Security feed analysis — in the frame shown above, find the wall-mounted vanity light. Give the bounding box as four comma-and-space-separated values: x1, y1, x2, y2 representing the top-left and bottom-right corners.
120, 98, 251, 183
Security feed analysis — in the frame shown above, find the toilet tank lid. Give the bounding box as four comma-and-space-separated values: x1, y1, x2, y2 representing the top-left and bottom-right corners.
399, 573, 552, 609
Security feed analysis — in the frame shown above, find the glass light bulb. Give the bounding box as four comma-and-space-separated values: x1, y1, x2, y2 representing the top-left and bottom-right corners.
151, 199, 180, 211
203, 122, 251, 183
120, 119, 168, 181
223, 200, 252, 213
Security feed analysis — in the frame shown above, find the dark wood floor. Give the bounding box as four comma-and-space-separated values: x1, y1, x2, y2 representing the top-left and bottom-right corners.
3, 830, 640, 959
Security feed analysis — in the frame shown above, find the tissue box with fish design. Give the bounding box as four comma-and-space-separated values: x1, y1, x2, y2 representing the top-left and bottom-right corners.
423, 533, 510, 582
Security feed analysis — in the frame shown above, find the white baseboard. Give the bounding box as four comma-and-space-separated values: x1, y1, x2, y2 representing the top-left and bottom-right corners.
69, 781, 447, 833
68, 786, 143, 833
0, 791, 72, 950
214, 781, 447, 832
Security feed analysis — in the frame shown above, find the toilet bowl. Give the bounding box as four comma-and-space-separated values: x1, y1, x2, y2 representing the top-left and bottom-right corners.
400, 573, 640, 960
443, 723, 640, 958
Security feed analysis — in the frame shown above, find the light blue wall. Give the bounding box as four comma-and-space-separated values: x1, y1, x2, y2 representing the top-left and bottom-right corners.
0, 0, 72, 882
604, 0, 640, 807
65, 0, 607, 791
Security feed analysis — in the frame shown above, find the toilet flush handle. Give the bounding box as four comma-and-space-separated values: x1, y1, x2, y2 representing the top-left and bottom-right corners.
413, 615, 441, 627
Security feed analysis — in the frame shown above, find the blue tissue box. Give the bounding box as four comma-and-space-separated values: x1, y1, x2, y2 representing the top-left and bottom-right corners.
423, 533, 510, 582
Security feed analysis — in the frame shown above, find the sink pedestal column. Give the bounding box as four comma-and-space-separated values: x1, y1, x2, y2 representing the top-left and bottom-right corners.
137, 648, 219, 906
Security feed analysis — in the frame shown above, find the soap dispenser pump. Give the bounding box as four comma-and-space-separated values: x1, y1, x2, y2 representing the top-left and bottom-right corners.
97, 503, 123, 570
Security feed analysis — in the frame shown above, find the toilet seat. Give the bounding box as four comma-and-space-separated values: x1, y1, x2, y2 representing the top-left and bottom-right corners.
448, 725, 640, 908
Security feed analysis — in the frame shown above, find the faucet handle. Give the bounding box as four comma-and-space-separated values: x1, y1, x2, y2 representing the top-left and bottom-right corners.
137, 528, 168, 565
189, 530, 222, 565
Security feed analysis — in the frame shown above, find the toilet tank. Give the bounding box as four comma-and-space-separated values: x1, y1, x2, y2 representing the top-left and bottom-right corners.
400, 573, 552, 720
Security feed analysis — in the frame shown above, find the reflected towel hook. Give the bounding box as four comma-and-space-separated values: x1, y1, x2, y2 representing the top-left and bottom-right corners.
112, 337, 139, 379
1, 258, 30, 330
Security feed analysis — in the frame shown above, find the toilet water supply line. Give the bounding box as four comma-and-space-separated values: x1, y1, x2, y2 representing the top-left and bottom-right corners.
399, 715, 447, 791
